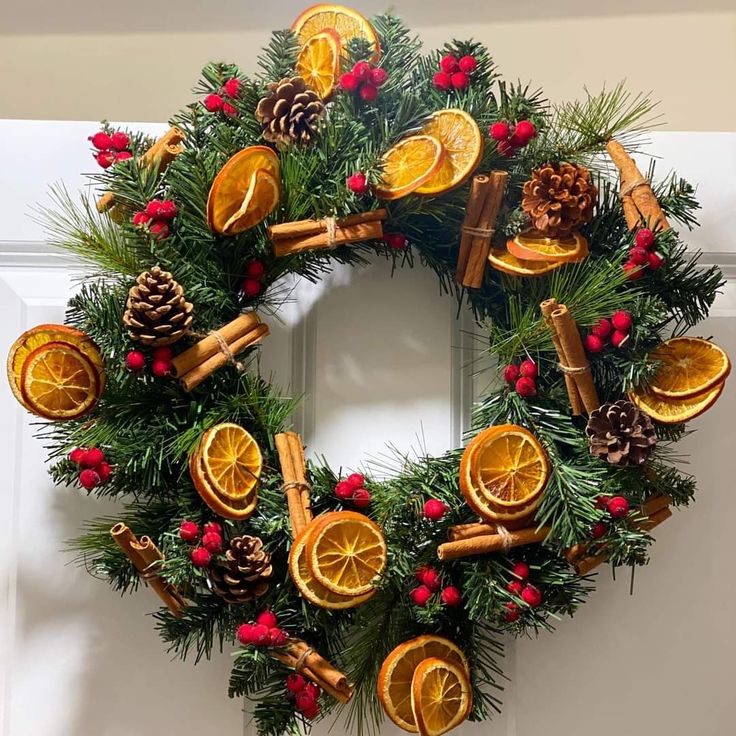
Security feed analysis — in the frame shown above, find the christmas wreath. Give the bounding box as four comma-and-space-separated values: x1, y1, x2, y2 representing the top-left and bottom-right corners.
9, 5, 731, 735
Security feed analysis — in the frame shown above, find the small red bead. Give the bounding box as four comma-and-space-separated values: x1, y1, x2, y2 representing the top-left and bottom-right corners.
109, 131, 130, 151
203, 521, 222, 535
223, 78, 241, 98
352, 61, 371, 81
503, 364, 520, 383
515, 376, 536, 398
339, 72, 359, 92
359, 83, 378, 101
513, 120, 536, 144
153, 346, 173, 361
346, 172, 368, 195
629, 246, 649, 266
648, 251, 665, 270
352, 488, 371, 508
519, 359, 538, 379
304, 682, 320, 700
246, 260, 266, 280
96, 150, 116, 168
432, 72, 452, 91
151, 358, 172, 378
489, 122, 510, 141
607, 496, 630, 518
157, 200, 178, 220
295, 688, 318, 711
202, 531, 223, 553
222, 102, 238, 118
125, 350, 146, 372
592, 318, 612, 339
97, 462, 112, 483
252, 624, 271, 646
370, 67, 388, 87
69, 447, 87, 465
256, 610, 278, 629
512, 561, 530, 580
286, 673, 306, 693
590, 521, 608, 539
623, 260, 644, 280
439, 55, 459, 74
611, 310, 633, 332
584, 333, 605, 354
450, 71, 469, 90
89, 132, 112, 150
204, 93, 224, 112
242, 278, 262, 298
441, 586, 463, 607
384, 232, 407, 250
81, 447, 105, 468
268, 627, 288, 647
507, 580, 523, 596
79, 469, 100, 490
503, 601, 520, 622
179, 520, 200, 542
346, 473, 365, 489
145, 200, 165, 218
418, 567, 442, 592
410, 585, 433, 606
149, 221, 170, 240
191, 546, 211, 567
611, 329, 630, 349
423, 499, 448, 521
521, 584, 543, 607
132, 211, 151, 227
335, 481, 354, 500
458, 55, 477, 73
237, 623, 257, 645
635, 228, 655, 250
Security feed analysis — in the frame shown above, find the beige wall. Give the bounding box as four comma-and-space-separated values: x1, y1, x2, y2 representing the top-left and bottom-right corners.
1, 3, 735, 130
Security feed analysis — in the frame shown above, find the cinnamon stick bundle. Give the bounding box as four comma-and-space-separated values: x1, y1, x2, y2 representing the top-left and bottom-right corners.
110, 523, 186, 617
170, 312, 269, 392
271, 638, 353, 703
97, 127, 186, 214
606, 139, 670, 232
275, 431, 312, 536
456, 171, 508, 288
437, 525, 551, 561
269, 210, 387, 257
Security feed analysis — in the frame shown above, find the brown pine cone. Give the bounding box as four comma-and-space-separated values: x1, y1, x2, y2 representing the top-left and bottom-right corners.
586, 400, 657, 467
209, 535, 272, 605
521, 162, 598, 238
255, 77, 325, 147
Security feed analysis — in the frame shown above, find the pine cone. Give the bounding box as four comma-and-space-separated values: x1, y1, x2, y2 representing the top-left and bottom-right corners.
209, 535, 272, 605
123, 266, 194, 347
255, 77, 325, 147
521, 162, 598, 238
586, 400, 657, 467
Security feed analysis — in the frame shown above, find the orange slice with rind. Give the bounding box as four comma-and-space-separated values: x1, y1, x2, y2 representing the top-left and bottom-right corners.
411, 657, 472, 736
296, 29, 341, 100
200, 423, 262, 501
507, 231, 589, 263
221, 169, 281, 235
374, 135, 446, 200
628, 382, 724, 425
489, 246, 564, 277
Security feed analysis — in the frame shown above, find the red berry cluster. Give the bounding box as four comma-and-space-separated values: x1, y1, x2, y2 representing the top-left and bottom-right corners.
285, 674, 322, 720
410, 566, 462, 608
503, 560, 542, 622
339, 61, 388, 102
623, 228, 664, 281
488, 120, 536, 157
241, 260, 267, 299
125, 345, 175, 378
132, 199, 178, 241
89, 130, 132, 169
237, 610, 288, 648
584, 310, 633, 354
203, 78, 241, 117
334, 473, 371, 508
69, 447, 112, 490
180, 520, 223, 567
422, 498, 448, 521
502, 359, 538, 398
432, 54, 477, 92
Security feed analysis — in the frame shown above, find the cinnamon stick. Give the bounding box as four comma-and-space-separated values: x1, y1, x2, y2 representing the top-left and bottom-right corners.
541, 298, 584, 415
110, 523, 186, 617
549, 304, 599, 414
437, 525, 551, 561
275, 432, 310, 536
447, 521, 497, 541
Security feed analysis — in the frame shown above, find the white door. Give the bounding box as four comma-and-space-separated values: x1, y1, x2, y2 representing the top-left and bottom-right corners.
1, 121, 734, 736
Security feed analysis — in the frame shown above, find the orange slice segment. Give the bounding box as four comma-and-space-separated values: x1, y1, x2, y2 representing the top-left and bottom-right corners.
628, 382, 724, 425
411, 657, 472, 736
296, 29, 341, 100
645, 337, 731, 400
489, 246, 564, 277
377, 635, 469, 733
207, 146, 280, 235
507, 231, 589, 263
374, 135, 446, 200
292, 4, 380, 64
305, 510, 387, 596
415, 109, 483, 195
289, 522, 376, 609
221, 169, 281, 235
200, 423, 262, 500
20, 341, 100, 420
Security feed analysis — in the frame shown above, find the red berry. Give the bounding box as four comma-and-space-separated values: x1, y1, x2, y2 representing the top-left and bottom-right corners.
79, 468, 100, 490
300, 701, 321, 720
223, 78, 241, 98
419, 567, 442, 592
179, 520, 200, 542
97, 462, 112, 483
513, 120, 536, 144
635, 228, 655, 250
81, 447, 105, 468
410, 585, 433, 606
423, 499, 448, 521
96, 150, 116, 168
145, 200, 165, 218
440, 54, 459, 74
246, 260, 266, 280
204, 93, 224, 112
153, 346, 174, 361
519, 359, 538, 379
503, 601, 520, 622
648, 251, 665, 270
203, 521, 222, 535
629, 246, 649, 266
191, 546, 211, 567
607, 496, 630, 518
415, 565, 431, 583
157, 200, 178, 220
352, 488, 371, 508
591, 521, 608, 539
149, 221, 170, 240
521, 584, 543, 607
359, 83, 378, 101
268, 627, 288, 647
611, 310, 633, 332
242, 278, 262, 298
335, 480, 354, 500
151, 358, 172, 378
109, 131, 130, 151
202, 531, 223, 553
89, 132, 112, 150
595, 494, 611, 509
252, 623, 271, 646
352, 61, 371, 80
503, 364, 520, 383
432, 72, 452, 91
591, 318, 612, 339
339, 72, 359, 92
295, 688, 317, 709
458, 55, 477, 73
512, 561, 530, 580
623, 260, 644, 280
346, 172, 368, 195
125, 350, 146, 372
584, 333, 605, 354
515, 376, 536, 398
346, 473, 365, 489
384, 232, 407, 250
497, 140, 516, 158
69, 447, 86, 464
370, 67, 388, 87
450, 72, 469, 90
507, 580, 523, 596
304, 682, 320, 700
114, 151, 133, 163
489, 122, 510, 141
441, 586, 462, 607
611, 330, 630, 349
132, 211, 151, 227
256, 610, 278, 629
286, 673, 306, 693
222, 102, 237, 118
236, 623, 257, 645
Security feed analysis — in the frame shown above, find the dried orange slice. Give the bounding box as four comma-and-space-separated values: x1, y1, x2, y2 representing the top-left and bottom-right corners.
374, 135, 446, 200
292, 4, 380, 64
289, 521, 376, 609
411, 657, 472, 736
296, 29, 341, 100
506, 231, 589, 263
207, 146, 280, 235
305, 510, 386, 596
488, 246, 564, 277
377, 635, 469, 733
19, 341, 101, 420
200, 423, 262, 500
645, 337, 731, 400
628, 382, 724, 425
415, 109, 483, 195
